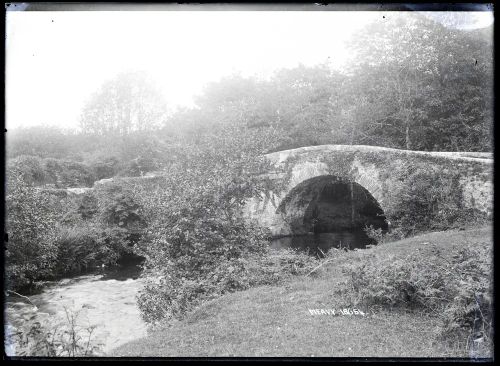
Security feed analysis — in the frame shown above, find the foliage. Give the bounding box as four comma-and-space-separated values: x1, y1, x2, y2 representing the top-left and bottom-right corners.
5, 171, 62, 290
7, 155, 47, 185
7, 155, 96, 188
135, 123, 286, 324
94, 182, 146, 231
88, 156, 121, 180
138, 248, 320, 325
364, 225, 406, 245
80, 71, 168, 136
54, 225, 130, 276
56, 183, 145, 276
439, 247, 493, 345
383, 163, 488, 236
345, 13, 493, 151
340, 243, 492, 351
5, 164, 145, 288
7, 126, 81, 160
42, 158, 96, 188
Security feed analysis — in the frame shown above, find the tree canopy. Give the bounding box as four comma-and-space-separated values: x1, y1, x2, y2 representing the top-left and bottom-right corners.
80, 71, 168, 136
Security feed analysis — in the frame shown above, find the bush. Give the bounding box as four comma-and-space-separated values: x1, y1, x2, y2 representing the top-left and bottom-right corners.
89, 156, 121, 180
340, 243, 492, 350
94, 182, 146, 231
7, 155, 47, 186
138, 248, 319, 324
118, 156, 160, 177
364, 225, 405, 244
43, 158, 96, 188
54, 225, 131, 276
135, 124, 284, 324
6, 306, 104, 356
136, 215, 271, 324
55, 182, 145, 277
384, 164, 489, 236
439, 247, 493, 347
5, 173, 62, 290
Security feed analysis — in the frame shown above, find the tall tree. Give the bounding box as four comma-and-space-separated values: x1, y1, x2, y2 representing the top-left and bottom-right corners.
345, 13, 493, 151
80, 71, 168, 136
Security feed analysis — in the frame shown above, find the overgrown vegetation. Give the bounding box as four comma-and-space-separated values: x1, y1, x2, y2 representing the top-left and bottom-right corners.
133, 123, 295, 324
5, 168, 145, 291
339, 238, 493, 356
6, 306, 104, 357
382, 163, 489, 237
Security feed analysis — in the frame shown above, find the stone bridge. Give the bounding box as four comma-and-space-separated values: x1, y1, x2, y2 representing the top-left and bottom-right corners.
243, 145, 493, 237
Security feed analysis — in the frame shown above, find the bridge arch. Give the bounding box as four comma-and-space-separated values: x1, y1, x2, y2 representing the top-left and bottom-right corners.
275, 174, 388, 237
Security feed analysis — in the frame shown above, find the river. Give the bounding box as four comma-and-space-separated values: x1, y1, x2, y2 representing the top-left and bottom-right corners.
4, 264, 148, 356
270, 229, 376, 257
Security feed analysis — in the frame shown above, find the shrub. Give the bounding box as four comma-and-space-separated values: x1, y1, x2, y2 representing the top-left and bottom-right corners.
56, 183, 144, 277
136, 215, 271, 324
135, 124, 284, 324
137, 248, 319, 324
7, 155, 47, 186
364, 225, 405, 244
118, 156, 160, 177
95, 183, 146, 230
89, 156, 121, 180
384, 164, 489, 236
54, 225, 132, 276
6, 306, 104, 356
5, 172, 62, 290
340, 243, 492, 351
439, 247, 493, 347
42, 158, 96, 188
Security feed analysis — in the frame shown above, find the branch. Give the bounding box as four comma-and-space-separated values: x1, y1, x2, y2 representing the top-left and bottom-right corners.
6, 290, 37, 307
306, 259, 333, 277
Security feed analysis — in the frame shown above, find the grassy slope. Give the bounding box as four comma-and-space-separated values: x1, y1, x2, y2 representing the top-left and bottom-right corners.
111, 226, 492, 357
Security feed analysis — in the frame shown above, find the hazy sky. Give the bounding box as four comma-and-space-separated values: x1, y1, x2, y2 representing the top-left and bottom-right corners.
5, 10, 494, 131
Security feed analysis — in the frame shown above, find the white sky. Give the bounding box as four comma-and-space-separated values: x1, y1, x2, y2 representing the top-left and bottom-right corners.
5, 10, 494, 131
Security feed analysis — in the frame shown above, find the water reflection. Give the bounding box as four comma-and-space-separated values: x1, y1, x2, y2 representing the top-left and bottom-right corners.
270, 229, 375, 257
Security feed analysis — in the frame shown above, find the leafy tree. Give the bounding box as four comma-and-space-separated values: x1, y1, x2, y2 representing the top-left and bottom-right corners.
135, 122, 284, 323
268, 63, 344, 149
345, 13, 493, 151
80, 71, 168, 136
188, 65, 344, 151
5, 171, 62, 290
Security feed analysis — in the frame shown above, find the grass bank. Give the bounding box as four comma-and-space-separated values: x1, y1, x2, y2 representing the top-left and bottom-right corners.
111, 226, 492, 357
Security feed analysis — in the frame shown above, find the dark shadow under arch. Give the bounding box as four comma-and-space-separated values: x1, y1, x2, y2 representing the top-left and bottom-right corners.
277, 175, 388, 236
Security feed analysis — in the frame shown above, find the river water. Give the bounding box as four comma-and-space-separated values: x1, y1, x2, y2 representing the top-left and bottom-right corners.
4, 264, 148, 356
270, 229, 376, 257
